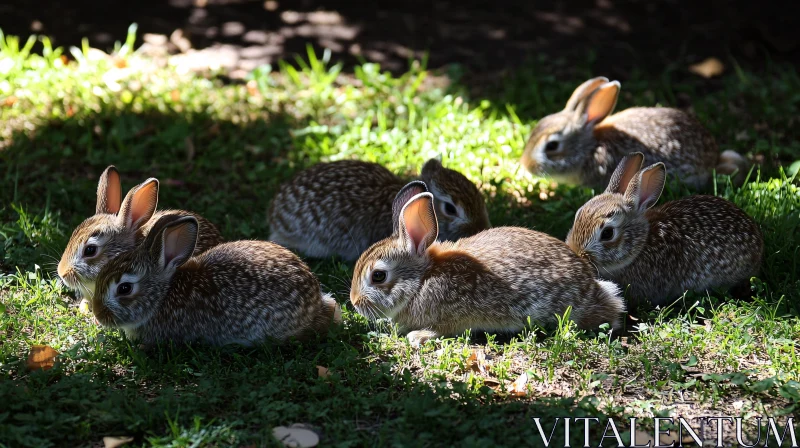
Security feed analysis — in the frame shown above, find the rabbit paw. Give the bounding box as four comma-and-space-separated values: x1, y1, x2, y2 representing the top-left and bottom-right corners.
407, 330, 439, 348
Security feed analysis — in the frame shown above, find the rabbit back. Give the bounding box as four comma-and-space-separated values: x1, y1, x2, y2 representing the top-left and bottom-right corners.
268, 161, 407, 261
594, 107, 719, 188
132, 240, 335, 345
611, 195, 763, 306
394, 227, 624, 333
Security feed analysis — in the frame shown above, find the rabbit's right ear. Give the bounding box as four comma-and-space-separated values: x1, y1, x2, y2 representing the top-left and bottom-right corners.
624, 163, 666, 212
605, 152, 644, 194
392, 181, 429, 233
117, 178, 159, 230
153, 216, 198, 271
399, 192, 438, 256
576, 81, 620, 126
565, 77, 609, 111
96, 166, 122, 214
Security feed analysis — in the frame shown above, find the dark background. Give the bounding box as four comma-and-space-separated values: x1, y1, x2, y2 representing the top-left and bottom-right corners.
1, 0, 797, 79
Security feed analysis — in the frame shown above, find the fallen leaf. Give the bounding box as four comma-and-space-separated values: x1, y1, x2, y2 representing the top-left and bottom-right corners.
272, 426, 319, 447
466, 349, 487, 374
103, 436, 134, 448
689, 57, 725, 78
26, 345, 59, 371
316, 366, 330, 378
507, 372, 529, 397
483, 378, 501, 388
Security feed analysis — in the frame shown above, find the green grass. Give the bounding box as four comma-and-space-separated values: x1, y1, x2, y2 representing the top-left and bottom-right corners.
2, 27, 800, 447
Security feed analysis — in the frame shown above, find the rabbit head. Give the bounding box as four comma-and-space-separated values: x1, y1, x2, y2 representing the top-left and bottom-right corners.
58, 166, 159, 297
566, 152, 666, 273
351, 182, 438, 320
521, 77, 621, 184
92, 215, 198, 329
418, 158, 489, 240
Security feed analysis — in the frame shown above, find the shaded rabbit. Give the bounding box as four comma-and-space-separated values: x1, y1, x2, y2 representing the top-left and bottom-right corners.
269, 158, 489, 261
58, 166, 223, 298
350, 182, 625, 347
91, 214, 340, 346
520, 77, 748, 190
565, 152, 763, 307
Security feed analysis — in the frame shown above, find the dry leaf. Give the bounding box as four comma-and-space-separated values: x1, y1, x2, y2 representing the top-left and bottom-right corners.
3, 96, 17, 107
26, 345, 59, 371
272, 426, 319, 447
689, 57, 725, 78
507, 372, 529, 397
316, 366, 330, 378
466, 350, 487, 374
103, 436, 134, 448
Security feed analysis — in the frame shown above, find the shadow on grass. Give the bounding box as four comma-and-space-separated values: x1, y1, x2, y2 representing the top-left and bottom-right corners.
0, 108, 615, 446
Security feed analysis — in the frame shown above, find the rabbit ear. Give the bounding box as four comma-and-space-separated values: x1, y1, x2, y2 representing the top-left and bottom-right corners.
606, 152, 645, 194
96, 166, 122, 214
576, 81, 620, 126
420, 157, 443, 177
565, 77, 609, 111
117, 178, 159, 230
392, 181, 429, 233
624, 163, 666, 211
399, 192, 438, 256
151, 216, 198, 271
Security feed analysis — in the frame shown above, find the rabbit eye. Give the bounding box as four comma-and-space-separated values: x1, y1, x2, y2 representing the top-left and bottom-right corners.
444, 202, 457, 216
83, 245, 98, 257
116, 282, 133, 296
371, 270, 387, 284
600, 227, 614, 241
544, 140, 560, 152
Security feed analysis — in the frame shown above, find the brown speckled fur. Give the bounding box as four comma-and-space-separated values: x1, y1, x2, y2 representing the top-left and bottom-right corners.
268, 158, 489, 261
58, 167, 223, 297
566, 154, 763, 306
521, 77, 737, 190
351, 193, 625, 345
93, 215, 337, 346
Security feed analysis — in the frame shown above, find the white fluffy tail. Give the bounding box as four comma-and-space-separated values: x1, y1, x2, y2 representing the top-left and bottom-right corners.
716, 150, 750, 185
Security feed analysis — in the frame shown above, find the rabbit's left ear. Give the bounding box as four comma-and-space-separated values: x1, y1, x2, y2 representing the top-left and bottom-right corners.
392, 181, 429, 233
624, 163, 666, 211
399, 192, 438, 256
576, 81, 620, 127
154, 216, 198, 271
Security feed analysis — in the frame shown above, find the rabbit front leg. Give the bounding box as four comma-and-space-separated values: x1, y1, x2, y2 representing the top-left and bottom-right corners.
407, 329, 440, 348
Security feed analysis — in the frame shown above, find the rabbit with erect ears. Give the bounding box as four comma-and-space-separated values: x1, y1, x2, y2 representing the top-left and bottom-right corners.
520, 77, 750, 190
58, 166, 223, 299
92, 214, 340, 346
566, 152, 764, 307
350, 182, 625, 347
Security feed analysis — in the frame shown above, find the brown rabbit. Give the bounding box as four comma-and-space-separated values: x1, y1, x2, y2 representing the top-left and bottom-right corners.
58, 166, 223, 298
520, 77, 749, 190
565, 152, 763, 307
350, 182, 625, 347
91, 214, 340, 346
268, 158, 490, 261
